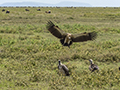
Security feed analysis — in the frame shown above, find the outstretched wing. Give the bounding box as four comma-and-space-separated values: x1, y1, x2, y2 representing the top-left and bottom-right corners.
46, 20, 67, 39
71, 31, 97, 42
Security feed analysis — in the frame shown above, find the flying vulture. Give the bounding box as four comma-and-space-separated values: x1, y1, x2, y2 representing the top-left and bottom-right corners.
89, 59, 99, 72
58, 60, 70, 76
46, 21, 97, 48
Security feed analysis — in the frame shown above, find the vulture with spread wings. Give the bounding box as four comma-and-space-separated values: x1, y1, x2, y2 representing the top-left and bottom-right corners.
46, 21, 97, 48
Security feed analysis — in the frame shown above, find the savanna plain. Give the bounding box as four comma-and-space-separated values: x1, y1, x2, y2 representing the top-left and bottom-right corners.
0, 7, 120, 90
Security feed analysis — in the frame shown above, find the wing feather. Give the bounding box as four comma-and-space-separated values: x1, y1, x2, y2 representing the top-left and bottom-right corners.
46, 20, 67, 39
71, 31, 97, 42
62, 65, 70, 76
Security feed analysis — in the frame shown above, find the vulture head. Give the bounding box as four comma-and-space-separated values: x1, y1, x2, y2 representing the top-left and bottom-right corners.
46, 20, 97, 48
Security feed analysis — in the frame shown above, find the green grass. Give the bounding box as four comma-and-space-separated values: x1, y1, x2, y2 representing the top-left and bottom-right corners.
0, 7, 120, 89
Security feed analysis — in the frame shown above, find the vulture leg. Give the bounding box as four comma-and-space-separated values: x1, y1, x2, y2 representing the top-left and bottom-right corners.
60, 38, 72, 48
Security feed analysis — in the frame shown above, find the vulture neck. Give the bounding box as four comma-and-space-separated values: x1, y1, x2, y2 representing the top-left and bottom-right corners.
90, 61, 93, 65
58, 61, 61, 65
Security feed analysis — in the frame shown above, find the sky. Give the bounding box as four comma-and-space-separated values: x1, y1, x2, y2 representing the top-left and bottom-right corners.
0, 0, 120, 7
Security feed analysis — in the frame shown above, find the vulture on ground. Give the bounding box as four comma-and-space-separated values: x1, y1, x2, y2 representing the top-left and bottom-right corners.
25, 9, 29, 11
46, 21, 97, 48
6, 10, 10, 14
2, 9, 5, 12
58, 60, 70, 76
89, 59, 99, 72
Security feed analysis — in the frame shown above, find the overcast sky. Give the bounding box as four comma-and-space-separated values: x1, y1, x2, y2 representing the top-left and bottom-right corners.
0, 0, 120, 7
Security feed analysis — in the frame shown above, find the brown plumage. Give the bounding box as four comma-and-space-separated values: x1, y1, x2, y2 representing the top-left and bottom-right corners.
58, 60, 70, 76
89, 59, 99, 72
46, 20, 97, 48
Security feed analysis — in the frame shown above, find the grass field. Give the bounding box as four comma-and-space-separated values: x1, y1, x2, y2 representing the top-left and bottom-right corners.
0, 7, 120, 90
